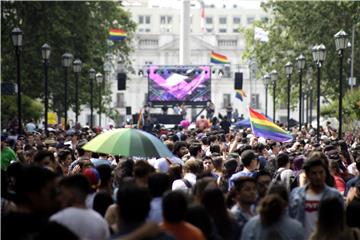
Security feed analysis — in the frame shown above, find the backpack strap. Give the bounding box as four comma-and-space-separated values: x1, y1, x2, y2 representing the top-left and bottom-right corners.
165, 157, 172, 166
182, 178, 192, 189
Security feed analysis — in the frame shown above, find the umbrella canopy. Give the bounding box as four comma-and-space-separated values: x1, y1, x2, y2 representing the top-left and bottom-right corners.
234, 118, 251, 128
82, 128, 173, 158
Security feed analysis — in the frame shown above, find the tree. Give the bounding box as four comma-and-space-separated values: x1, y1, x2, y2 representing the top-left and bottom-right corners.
1, 95, 43, 128
1, 1, 136, 125
242, 1, 360, 111
321, 88, 360, 131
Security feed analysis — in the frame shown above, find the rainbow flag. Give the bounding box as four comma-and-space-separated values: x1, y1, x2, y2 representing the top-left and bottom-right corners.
108, 28, 127, 41
210, 52, 229, 64
249, 108, 293, 142
235, 89, 247, 101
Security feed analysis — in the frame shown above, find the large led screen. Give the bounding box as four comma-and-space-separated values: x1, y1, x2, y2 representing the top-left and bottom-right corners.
148, 65, 211, 105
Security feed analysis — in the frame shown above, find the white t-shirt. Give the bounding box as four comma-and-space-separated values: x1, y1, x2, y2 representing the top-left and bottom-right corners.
50, 207, 110, 240
304, 191, 323, 240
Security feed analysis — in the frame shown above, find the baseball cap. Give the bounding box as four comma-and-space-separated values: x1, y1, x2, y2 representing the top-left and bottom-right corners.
83, 167, 101, 190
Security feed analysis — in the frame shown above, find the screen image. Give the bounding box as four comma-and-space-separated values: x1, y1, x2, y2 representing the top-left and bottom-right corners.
148, 65, 211, 105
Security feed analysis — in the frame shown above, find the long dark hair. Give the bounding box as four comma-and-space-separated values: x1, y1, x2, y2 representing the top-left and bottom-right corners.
258, 194, 286, 226
311, 198, 345, 240
201, 186, 232, 239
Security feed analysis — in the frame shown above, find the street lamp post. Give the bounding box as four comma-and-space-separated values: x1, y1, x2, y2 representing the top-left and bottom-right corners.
285, 62, 293, 131
296, 54, 306, 130
62, 53, 73, 129
270, 70, 278, 123
263, 74, 270, 117
41, 43, 51, 136
11, 27, 23, 134
312, 44, 326, 142
89, 69, 96, 129
73, 59, 82, 124
96, 72, 103, 128
334, 29, 348, 139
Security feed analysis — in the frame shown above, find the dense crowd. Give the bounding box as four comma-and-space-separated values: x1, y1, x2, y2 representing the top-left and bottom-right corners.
1, 115, 360, 240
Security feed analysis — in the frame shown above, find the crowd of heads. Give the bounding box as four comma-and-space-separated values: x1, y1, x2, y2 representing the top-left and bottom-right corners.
1, 117, 360, 239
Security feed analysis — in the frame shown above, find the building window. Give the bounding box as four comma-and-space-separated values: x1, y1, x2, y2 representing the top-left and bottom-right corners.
219, 28, 227, 33
139, 15, 151, 24
116, 92, 125, 108
223, 94, 231, 108
206, 28, 213, 33
139, 39, 158, 47
233, 28, 240, 33
233, 17, 241, 24
145, 61, 153, 65
219, 17, 227, 24
206, 17, 213, 24
250, 94, 260, 109
218, 40, 237, 47
160, 15, 172, 24
247, 16, 255, 24
145, 29, 151, 32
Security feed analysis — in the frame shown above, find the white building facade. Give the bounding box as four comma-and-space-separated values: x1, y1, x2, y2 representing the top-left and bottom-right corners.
76, 0, 299, 127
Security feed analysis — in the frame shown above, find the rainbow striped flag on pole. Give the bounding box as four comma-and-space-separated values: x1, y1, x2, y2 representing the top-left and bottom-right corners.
235, 89, 247, 102
210, 52, 229, 64
249, 107, 293, 142
108, 28, 127, 41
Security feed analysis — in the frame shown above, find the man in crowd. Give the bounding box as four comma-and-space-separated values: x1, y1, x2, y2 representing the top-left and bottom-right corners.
289, 155, 344, 239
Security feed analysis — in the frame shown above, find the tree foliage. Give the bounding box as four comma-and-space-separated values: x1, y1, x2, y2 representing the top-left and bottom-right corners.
1, 1, 136, 123
242, 1, 360, 111
321, 88, 360, 130
1, 95, 43, 127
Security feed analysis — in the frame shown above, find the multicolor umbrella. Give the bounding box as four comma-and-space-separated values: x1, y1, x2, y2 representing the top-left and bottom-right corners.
82, 128, 173, 158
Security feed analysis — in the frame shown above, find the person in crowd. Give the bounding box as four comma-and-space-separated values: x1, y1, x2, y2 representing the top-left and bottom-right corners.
202, 156, 218, 179
133, 160, 155, 188
113, 183, 174, 240
160, 190, 206, 240
206, 101, 215, 120
147, 173, 171, 223
196, 115, 209, 132
219, 116, 231, 134
57, 150, 73, 175
218, 158, 238, 193
345, 157, 360, 196
272, 153, 296, 192
310, 197, 360, 240
329, 160, 346, 194
241, 184, 304, 240
289, 156, 344, 239
51, 174, 110, 239
172, 159, 201, 193
255, 170, 272, 205
201, 186, 241, 240
32, 150, 58, 173
185, 204, 222, 240
83, 167, 101, 209
229, 150, 259, 190
93, 164, 114, 217
2, 166, 59, 239
230, 176, 257, 236
1, 136, 17, 170
172, 141, 188, 159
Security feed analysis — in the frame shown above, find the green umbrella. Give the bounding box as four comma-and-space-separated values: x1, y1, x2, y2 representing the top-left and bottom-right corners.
82, 128, 173, 158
